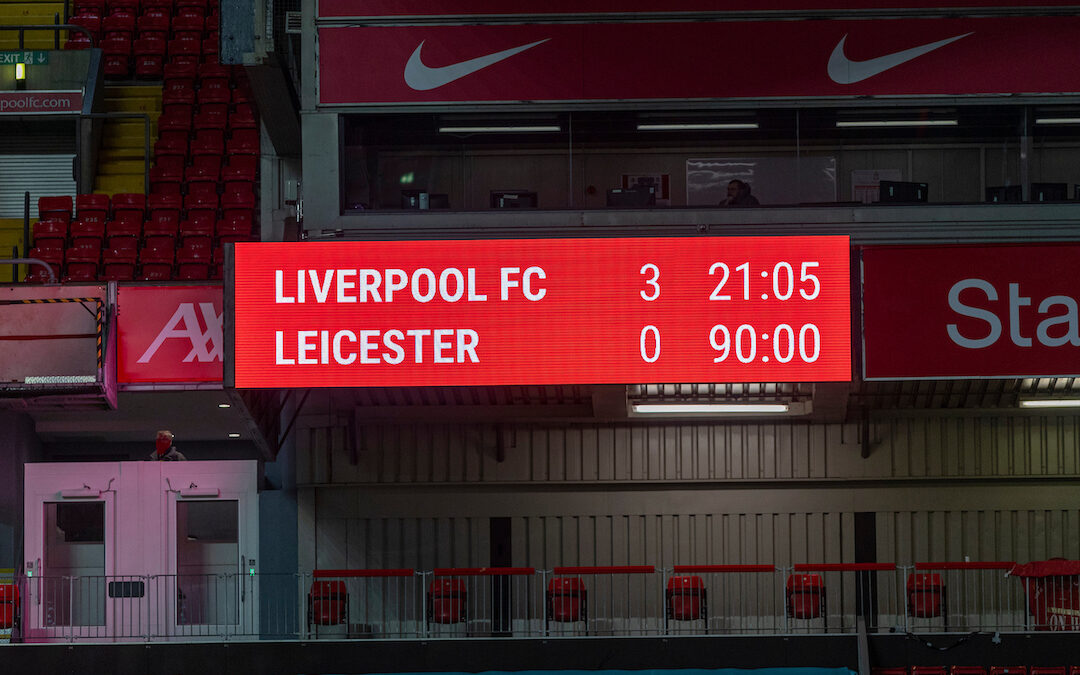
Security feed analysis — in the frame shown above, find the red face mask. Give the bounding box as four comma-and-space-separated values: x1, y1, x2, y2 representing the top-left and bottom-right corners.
156, 437, 171, 454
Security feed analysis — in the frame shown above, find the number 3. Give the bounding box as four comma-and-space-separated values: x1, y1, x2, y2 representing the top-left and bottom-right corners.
640, 263, 660, 301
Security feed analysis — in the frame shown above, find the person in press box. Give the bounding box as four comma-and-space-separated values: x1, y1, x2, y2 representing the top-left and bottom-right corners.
720, 179, 760, 207
149, 430, 187, 461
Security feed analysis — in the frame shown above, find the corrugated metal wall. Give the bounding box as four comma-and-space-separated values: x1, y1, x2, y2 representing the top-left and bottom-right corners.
299, 416, 1080, 485
297, 415, 1080, 572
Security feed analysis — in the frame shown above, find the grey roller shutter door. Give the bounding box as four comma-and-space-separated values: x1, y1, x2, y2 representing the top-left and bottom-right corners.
0, 154, 77, 218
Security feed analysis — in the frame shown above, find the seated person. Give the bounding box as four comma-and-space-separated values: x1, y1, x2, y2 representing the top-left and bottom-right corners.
720, 179, 760, 207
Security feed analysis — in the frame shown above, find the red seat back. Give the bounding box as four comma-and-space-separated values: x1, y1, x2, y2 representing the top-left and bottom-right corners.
0, 584, 18, 630
666, 575, 704, 621
428, 578, 467, 624
547, 577, 585, 623
786, 573, 824, 619
308, 580, 348, 626
907, 572, 944, 618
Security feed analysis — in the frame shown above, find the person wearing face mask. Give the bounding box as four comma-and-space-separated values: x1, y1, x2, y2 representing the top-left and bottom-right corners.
149, 430, 187, 461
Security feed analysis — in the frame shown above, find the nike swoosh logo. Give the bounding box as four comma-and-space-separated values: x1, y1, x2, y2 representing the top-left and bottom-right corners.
827, 32, 973, 84
404, 38, 550, 91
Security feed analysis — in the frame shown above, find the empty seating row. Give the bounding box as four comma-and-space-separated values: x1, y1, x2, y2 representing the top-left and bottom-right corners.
74, 0, 219, 18
28, 237, 241, 282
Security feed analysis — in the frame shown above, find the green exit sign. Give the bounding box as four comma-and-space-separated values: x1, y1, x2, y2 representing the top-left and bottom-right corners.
0, 51, 49, 65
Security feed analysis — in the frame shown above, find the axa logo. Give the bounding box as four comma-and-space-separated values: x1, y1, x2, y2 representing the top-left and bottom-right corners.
137, 303, 223, 363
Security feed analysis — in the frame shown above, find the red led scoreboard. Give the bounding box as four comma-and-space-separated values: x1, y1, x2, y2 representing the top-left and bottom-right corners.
231, 237, 851, 387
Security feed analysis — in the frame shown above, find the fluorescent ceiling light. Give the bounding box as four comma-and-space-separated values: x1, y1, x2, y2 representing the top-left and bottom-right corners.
637, 122, 759, 131
218, 403, 231, 408
439, 125, 561, 133
1019, 399, 1080, 408
1035, 117, 1080, 125
836, 119, 958, 128
632, 403, 790, 414
228, 432, 242, 438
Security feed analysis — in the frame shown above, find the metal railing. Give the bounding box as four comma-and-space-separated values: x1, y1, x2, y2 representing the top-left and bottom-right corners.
1, 562, 1067, 644
0, 21, 93, 50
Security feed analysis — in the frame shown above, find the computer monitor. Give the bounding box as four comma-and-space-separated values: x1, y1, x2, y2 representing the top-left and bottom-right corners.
1031, 183, 1068, 202
986, 185, 1022, 203
878, 180, 928, 203
606, 186, 656, 208
490, 191, 538, 209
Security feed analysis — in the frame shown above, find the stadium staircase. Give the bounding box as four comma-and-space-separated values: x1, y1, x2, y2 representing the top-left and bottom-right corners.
0, 1, 66, 49
96, 84, 161, 195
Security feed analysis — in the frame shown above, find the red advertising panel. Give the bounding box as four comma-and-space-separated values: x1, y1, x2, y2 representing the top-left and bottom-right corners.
319, 1, 1080, 18
117, 285, 223, 384
232, 237, 851, 388
318, 17, 1080, 104
862, 245, 1080, 380
0, 90, 83, 115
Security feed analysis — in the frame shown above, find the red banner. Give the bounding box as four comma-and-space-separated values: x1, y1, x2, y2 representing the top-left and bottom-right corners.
0, 90, 83, 115
117, 285, 223, 384
318, 17, 1080, 104
232, 237, 851, 388
319, 1, 1080, 18
862, 245, 1080, 380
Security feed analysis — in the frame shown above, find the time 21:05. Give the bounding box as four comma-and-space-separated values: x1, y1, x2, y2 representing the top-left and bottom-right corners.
709, 262, 821, 301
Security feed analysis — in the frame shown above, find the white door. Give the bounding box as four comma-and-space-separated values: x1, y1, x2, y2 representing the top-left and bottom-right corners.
160, 461, 259, 640
23, 463, 119, 642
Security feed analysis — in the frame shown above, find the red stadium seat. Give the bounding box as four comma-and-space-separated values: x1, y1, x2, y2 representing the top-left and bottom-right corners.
26, 247, 63, 283
989, 669, 1027, 675
176, 0, 208, 19
229, 103, 256, 131
70, 219, 107, 247
546, 577, 585, 625
32, 218, 68, 248
38, 196, 73, 224
193, 107, 228, 134
0, 584, 18, 631
139, 245, 175, 281
951, 668, 986, 675
136, 11, 170, 41
666, 575, 706, 623
184, 185, 219, 226
307, 580, 348, 628
911, 669, 946, 675
107, 0, 140, 13
168, 37, 202, 67
74, 0, 106, 16
76, 193, 110, 227
102, 11, 135, 40
427, 579, 466, 625
786, 573, 824, 620
148, 192, 183, 231
176, 244, 211, 280
67, 14, 101, 46
202, 37, 218, 62
154, 135, 189, 160
172, 13, 204, 41
106, 218, 141, 244
111, 193, 146, 226
142, 0, 175, 12
64, 32, 94, 50
185, 162, 220, 184
227, 128, 259, 155
222, 154, 257, 187
1030, 669, 1066, 675
149, 165, 184, 195
231, 85, 252, 105
191, 129, 224, 156
222, 184, 255, 211
100, 241, 137, 278
101, 35, 132, 78
908, 573, 945, 619
65, 243, 102, 282
134, 37, 167, 79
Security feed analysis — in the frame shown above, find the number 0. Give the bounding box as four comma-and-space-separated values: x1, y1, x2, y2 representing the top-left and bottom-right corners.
640, 325, 660, 363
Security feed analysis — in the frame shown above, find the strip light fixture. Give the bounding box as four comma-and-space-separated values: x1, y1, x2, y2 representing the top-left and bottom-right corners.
637, 122, 759, 131
632, 403, 791, 415
1034, 117, 1080, 125
15, 63, 26, 81
1019, 399, 1080, 408
836, 119, 958, 128
439, 125, 561, 133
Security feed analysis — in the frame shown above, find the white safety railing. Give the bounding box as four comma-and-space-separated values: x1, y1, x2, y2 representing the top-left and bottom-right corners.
3, 561, 1076, 643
